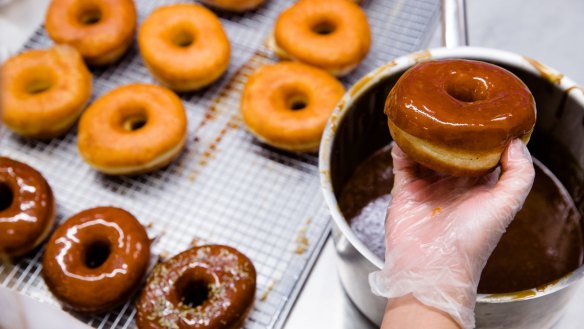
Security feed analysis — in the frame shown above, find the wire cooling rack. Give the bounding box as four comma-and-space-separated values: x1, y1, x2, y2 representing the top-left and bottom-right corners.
0, 0, 438, 328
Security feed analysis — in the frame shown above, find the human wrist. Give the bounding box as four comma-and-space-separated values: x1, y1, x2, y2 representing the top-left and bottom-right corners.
382, 294, 461, 329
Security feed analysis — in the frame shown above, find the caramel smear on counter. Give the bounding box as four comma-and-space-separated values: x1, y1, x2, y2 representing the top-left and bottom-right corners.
260, 279, 277, 301
294, 218, 312, 255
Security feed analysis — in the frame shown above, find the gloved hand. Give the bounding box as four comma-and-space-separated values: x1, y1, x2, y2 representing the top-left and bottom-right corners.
369, 139, 535, 329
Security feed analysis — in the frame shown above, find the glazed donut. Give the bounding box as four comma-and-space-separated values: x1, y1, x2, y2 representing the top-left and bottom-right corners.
136, 245, 256, 329
45, 0, 137, 66
0, 45, 92, 139
241, 62, 345, 152
271, 0, 371, 76
42, 207, 151, 313
138, 4, 231, 92
77, 83, 187, 175
0, 157, 55, 257
385, 59, 536, 176
201, 0, 265, 12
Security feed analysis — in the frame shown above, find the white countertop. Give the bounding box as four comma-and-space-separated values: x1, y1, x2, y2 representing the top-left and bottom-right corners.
1, 0, 584, 328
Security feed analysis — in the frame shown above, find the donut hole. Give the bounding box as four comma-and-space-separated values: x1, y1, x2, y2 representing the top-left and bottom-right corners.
0, 182, 14, 211
172, 30, 195, 48
79, 8, 102, 25
122, 114, 148, 131
311, 20, 336, 35
446, 77, 490, 103
286, 93, 309, 111
84, 240, 111, 269
175, 276, 210, 308
26, 79, 52, 95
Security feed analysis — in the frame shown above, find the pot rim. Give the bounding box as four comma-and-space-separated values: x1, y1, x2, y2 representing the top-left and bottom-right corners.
319, 46, 584, 303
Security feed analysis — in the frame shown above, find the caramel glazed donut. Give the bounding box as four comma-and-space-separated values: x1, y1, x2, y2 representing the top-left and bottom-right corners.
45, 0, 137, 66
42, 207, 151, 313
270, 0, 371, 76
200, 0, 266, 12
386, 59, 536, 176
77, 83, 187, 175
0, 157, 55, 258
139, 4, 231, 92
241, 62, 345, 152
0, 45, 92, 139
136, 245, 256, 329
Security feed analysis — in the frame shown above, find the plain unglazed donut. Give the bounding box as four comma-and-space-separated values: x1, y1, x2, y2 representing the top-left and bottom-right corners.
45, 0, 137, 66
77, 83, 187, 175
241, 62, 345, 152
271, 0, 371, 76
385, 59, 536, 176
201, 0, 266, 12
136, 245, 256, 329
0, 157, 55, 258
0, 45, 92, 139
138, 4, 231, 92
42, 207, 151, 313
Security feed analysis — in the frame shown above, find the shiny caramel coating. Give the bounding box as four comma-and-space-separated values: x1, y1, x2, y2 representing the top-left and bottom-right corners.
136, 245, 256, 329
42, 207, 151, 313
0, 157, 55, 257
385, 59, 536, 176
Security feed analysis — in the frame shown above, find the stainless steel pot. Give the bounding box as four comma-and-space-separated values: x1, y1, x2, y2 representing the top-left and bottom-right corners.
318, 0, 584, 328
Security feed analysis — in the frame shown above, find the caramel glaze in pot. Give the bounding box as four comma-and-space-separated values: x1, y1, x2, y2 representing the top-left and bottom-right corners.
42, 207, 151, 313
385, 59, 536, 151
0, 157, 55, 257
340, 147, 583, 294
136, 245, 256, 329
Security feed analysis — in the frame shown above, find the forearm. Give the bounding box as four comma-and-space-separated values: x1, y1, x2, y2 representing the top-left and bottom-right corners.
381, 294, 461, 329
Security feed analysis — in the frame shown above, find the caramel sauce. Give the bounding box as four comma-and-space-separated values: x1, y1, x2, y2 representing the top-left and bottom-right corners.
386, 60, 536, 151
42, 207, 151, 313
523, 56, 564, 85
0, 157, 54, 257
135, 245, 256, 329
340, 146, 584, 294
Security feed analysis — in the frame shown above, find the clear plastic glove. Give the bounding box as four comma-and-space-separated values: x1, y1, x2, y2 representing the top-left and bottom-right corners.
369, 139, 535, 329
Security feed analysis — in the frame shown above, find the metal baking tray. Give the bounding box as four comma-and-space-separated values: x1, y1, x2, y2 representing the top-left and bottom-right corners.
0, 0, 439, 328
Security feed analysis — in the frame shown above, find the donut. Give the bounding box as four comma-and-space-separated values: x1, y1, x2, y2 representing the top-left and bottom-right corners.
45, 0, 137, 66
136, 245, 256, 329
241, 62, 345, 152
201, 0, 265, 12
0, 157, 55, 258
271, 0, 371, 76
77, 83, 187, 175
0, 45, 92, 139
42, 207, 151, 313
385, 59, 537, 176
138, 4, 231, 92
